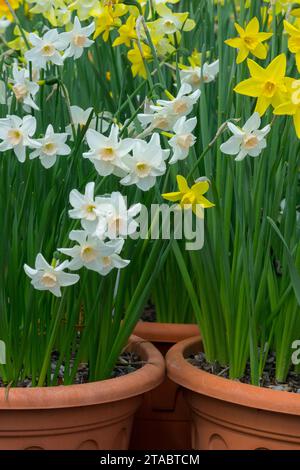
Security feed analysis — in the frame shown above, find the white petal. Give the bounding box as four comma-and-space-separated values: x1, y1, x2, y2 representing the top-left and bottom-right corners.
85, 181, 95, 200
49, 285, 62, 297
243, 113, 261, 133
14, 143, 26, 163
24, 264, 37, 278
235, 149, 248, 161
220, 136, 242, 155
35, 253, 51, 270
227, 122, 244, 136
57, 272, 80, 286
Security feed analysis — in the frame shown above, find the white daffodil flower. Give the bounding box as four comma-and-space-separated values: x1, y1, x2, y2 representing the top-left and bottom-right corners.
94, 192, 141, 240
220, 113, 271, 161
25, 29, 69, 69
66, 105, 100, 138
11, 63, 39, 111
0, 115, 41, 162
69, 182, 103, 233
150, 4, 194, 35
138, 83, 200, 131
83, 124, 135, 177
169, 116, 197, 164
180, 60, 219, 91
62, 16, 95, 60
153, 83, 200, 117
24, 253, 79, 297
58, 231, 129, 275
120, 133, 169, 191
138, 106, 176, 132
0, 17, 10, 34
29, 124, 71, 169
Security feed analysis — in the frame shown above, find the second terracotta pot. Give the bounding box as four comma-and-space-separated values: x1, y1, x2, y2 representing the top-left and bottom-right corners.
130, 321, 199, 450
167, 336, 300, 450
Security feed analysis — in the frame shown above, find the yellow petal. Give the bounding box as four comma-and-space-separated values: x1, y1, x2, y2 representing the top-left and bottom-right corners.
162, 191, 182, 202
287, 36, 300, 53
272, 87, 289, 108
183, 19, 196, 32
296, 53, 300, 73
234, 78, 262, 97
255, 96, 271, 115
245, 17, 259, 35
224, 37, 242, 48
284, 20, 300, 36
255, 32, 273, 42
266, 54, 286, 80
191, 181, 210, 196
291, 8, 300, 17
156, 4, 172, 16
252, 43, 268, 60
176, 175, 190, 194
234, 22, 245, 36
247, 58, 265, 78
293, 110, 300, 138
197, 195, 215, 208
274, 102, 297, 115
236, 46, 249, 63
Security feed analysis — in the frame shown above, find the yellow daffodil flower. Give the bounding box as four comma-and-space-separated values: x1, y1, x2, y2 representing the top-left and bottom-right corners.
284, 20, 300, 71
162, 175, 214, 218
146, 22, 175, 58
188, 49, 202, 68
0, 0, 20, 20
274, 79, 300, 137
113, 14, 137, 47
225, 17, 272, 64
93, 4, 127, 41
234, 54, 291, 115
127, 41, 152, 79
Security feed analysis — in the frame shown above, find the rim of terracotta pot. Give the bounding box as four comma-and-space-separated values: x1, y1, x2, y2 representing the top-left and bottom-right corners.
0, 335, 165, 410
166, 336, 300, 416
134, 321, 200, 343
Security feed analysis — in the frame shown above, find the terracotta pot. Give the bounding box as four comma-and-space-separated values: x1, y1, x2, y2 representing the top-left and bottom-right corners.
0, 335, 164, 450
130, 322, 199, 450
166, 336, 300, 450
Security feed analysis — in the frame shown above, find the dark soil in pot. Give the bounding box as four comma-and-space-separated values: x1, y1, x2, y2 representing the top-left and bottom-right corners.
0, 351, 142, 388
189, 351, 300, 393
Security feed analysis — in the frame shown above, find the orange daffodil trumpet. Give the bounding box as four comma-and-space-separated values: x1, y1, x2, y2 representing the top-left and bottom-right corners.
225, 17, 272, 64
162, 175, 215, 219
234, 54, 292, 115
